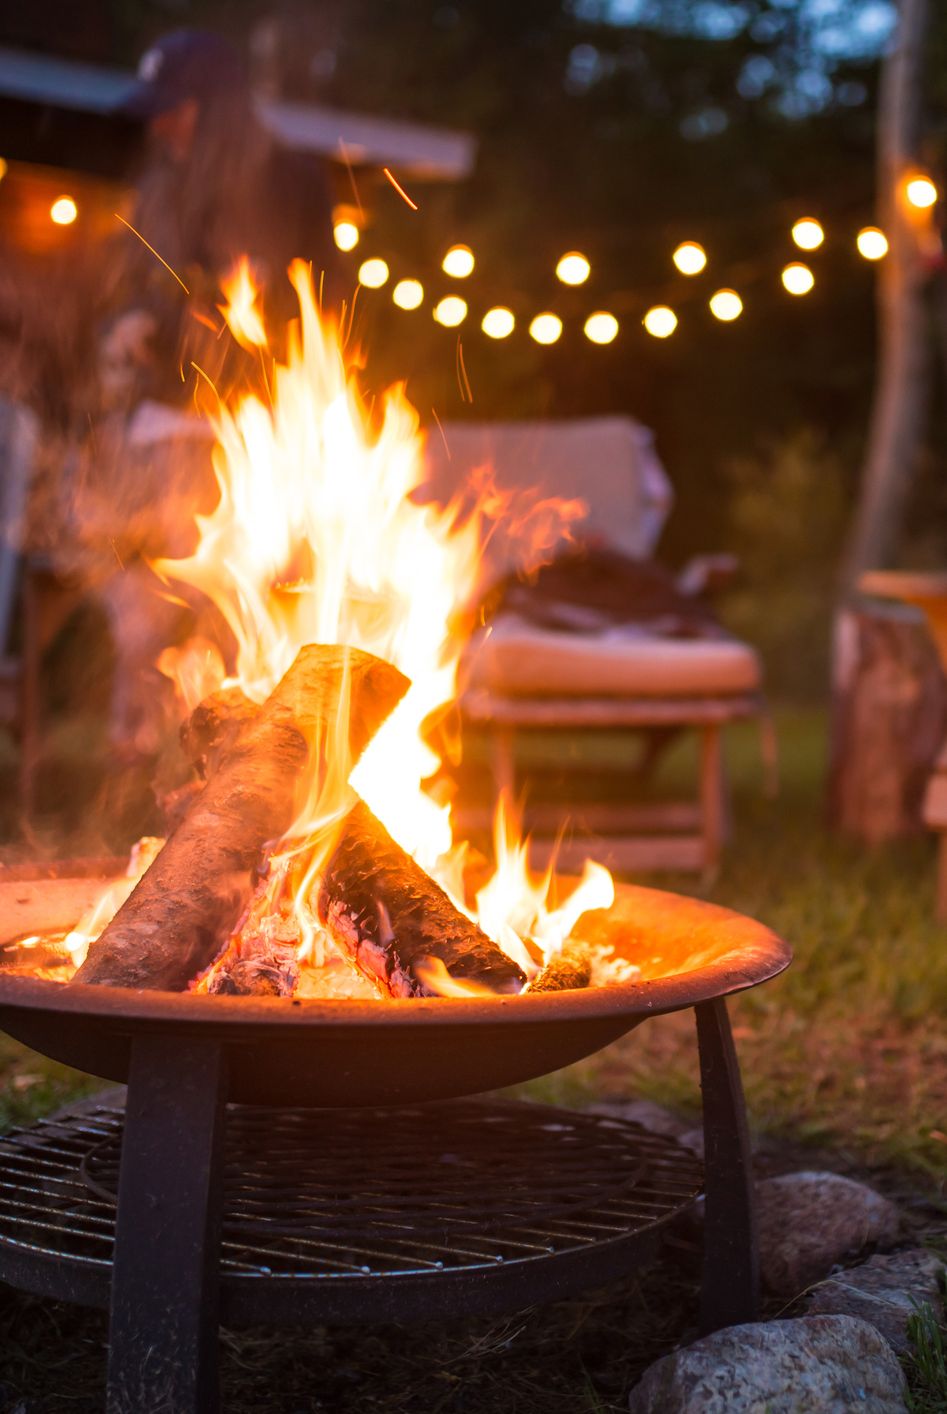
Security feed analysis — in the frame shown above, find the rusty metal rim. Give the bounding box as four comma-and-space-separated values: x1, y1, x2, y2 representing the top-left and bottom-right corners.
0, 882, 791, 1029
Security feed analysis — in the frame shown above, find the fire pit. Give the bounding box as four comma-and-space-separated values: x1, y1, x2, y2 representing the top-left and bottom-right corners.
0, 262, 790, 1410
0, 864, 789, 1413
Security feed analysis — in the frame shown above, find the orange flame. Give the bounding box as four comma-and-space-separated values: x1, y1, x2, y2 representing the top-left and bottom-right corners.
154, 261, 612, 991
219, 256, 267, 351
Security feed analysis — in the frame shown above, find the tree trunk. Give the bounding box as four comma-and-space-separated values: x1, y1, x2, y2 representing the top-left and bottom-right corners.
827, 603, 946, 841
842, 0, 930, 589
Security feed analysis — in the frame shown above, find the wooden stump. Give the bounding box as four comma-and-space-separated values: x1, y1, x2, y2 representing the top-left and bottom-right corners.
828, 603, 947, 842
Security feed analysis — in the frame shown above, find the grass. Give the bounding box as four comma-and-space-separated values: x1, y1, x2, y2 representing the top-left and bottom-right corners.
508, 708, 947, 1184
1, 705, 946, 1409
906, 1274, 947, 1413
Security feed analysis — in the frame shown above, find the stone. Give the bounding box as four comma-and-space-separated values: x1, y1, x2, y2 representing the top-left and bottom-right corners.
588, 1099, 703, 1152
676, 1127, 705, 1159
588, 1098, 691, 1136
756, 1172, 901, 1296
805, 1247, 945, 1353
627, 1314, 907, 1413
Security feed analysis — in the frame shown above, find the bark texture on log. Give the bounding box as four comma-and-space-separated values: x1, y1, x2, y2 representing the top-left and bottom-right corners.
182, 686, 260, 779
319, 799, 526, 997
75, 646, 408, 989
828, 604, 946, 842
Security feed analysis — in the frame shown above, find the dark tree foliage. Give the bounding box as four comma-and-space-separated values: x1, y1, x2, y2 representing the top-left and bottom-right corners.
18, 0, 947, 563
309, 1, 889, 557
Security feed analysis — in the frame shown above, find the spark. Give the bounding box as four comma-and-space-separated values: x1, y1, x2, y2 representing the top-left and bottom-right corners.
338, 140, 364, 218
191, 310, 222, 335
114, 214, 189, 293
431, 407, 452, 460
382, 167, 419, 211
341, 284, 361, 349
456, 337, 473, 404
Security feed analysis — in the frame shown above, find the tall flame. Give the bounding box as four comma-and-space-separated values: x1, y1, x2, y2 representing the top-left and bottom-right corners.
156, 259, 611, 985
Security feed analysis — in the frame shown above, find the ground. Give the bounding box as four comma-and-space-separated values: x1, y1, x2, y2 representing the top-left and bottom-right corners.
0, 708, 945, 1410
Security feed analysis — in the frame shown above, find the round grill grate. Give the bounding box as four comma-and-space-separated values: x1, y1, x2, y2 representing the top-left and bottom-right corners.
0, 1098, 703, 1294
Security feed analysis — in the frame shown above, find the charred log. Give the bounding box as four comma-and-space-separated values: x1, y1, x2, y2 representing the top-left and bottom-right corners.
527, 941, 592, 994
74, 646, 408, 990
318, 798, 526, 997
204, 923, 300, 997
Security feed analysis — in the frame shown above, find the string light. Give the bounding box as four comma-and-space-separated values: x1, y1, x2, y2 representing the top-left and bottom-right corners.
392, 278, 424, 310
856, 226, 888, 260
709, 289, 743, 321
333, 220, 360, 252
529, 313, 563, 345
0, 158, 7, 182
442, 244, 475, 278
906, 176, 937, 209
584, 311, 619, 344
643, 306, 677, 338
782, 262, 814, 295
556, 251, 591, 285
349, 203, 897, 340
791, 218, 824, 250
50, 196, 78, 226
358, 257, 389, 288
433, 295, 467, 326
482, 306, 515, 338
672, 242, 707, 275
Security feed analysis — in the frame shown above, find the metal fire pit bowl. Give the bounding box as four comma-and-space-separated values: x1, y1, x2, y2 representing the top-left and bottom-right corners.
0, 865, 790, 1107
0, 861, 790, 1414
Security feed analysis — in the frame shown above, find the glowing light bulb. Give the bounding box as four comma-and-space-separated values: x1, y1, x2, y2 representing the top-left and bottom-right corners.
709, 289, 743, 322
50, 196, 77, 226
433, 295, 468, 327
584, 311, 619, 344
643, 305, 677, 338
781, 262, 814, 295
392, 278, 424, 310
672, 242, 706, 275
856, 226, 888, 260
906, 176, 937, 209
791, 218, 824, 250
357, 258, 389, 289
0, 158, 8, 182
482, 306, 515, 339
333, 221, 360, 252
556, 251, 591, 285
441, 244, 475, 278
529, 313, 563, 345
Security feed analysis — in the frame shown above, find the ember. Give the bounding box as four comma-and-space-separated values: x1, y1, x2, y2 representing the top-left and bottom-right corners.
8, 261, 617, 998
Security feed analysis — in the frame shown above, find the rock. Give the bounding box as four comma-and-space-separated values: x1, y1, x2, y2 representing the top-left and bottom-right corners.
627, 1314, 907, 1413
756, 1172, 901, 1296
806, 1248, 945, 1353
588, 1099, 702, 1151
676, 1127, 705, 1159
588, 1099, 690, 1135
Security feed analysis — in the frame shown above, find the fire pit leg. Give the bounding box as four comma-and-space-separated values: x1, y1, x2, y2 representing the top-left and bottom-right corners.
106, 1036, 227, 1414
695, 997, 759, 1333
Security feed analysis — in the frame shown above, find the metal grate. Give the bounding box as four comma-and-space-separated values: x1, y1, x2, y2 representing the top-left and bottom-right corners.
0, 1100, 703, 1285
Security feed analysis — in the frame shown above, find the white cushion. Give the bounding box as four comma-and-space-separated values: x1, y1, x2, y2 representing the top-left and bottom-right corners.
420, 416, 673, 589
465, 617, 761, 698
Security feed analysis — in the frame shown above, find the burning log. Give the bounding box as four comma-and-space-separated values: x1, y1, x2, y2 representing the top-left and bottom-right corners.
318, 798, 527, 997
74, 646, 408, 990
181, 686, 261, 779
527, 941, 592, 994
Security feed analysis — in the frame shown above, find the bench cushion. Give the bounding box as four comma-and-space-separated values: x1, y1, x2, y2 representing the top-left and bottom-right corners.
465, 617, 761, 698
